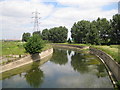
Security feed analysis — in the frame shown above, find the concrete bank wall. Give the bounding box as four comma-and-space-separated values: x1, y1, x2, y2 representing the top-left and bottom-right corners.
52, 44, 89, 50
0, 48, 53, 73
90, 47, 120, 81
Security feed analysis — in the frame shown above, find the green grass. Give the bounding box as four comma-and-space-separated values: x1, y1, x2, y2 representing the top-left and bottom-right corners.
1, 41, 26, 56
41, 44, 52, 51
92, 45, 120, 64
0, 41, 52, 65
1, 41, 52, 56
55, 43, 90, 46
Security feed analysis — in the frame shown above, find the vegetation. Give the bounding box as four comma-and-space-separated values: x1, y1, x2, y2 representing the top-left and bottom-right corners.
33, 31, 42, 37
42, 29, 49, 40
1, 41, 26, 55
24, 35, 44, 54
67, 38, 72, 43
71, 14, 120, 45
92, 45, 120, 64
42, 26, 68, 43
22, 32, 31, 42
71, 20, 91, 43
110, 14, 120, 44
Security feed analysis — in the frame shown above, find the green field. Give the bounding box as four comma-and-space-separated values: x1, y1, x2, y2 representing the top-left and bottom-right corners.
1, 41, 52, 56
1, 41, 26, 56
0, 41, 52, 65
55, 43, 120, 64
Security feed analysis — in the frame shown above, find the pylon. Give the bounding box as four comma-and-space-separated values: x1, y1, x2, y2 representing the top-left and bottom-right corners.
32, 10, 41, 31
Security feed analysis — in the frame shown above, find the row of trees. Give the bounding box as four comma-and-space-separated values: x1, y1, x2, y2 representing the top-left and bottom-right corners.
22, 26, 68, 43
71, 14, 120, 45
42, 26, 68, 43
22, 14, 120, 45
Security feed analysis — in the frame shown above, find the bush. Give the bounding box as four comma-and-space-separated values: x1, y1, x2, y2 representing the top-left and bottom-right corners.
24, 35, 44, 54
67, 38, 72, 43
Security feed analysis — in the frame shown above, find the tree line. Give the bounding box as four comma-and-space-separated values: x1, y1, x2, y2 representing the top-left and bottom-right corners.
22, 26, 68, 43
22, 14, 120, 45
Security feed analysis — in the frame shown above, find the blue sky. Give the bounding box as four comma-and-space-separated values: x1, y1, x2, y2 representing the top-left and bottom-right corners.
0, 0, 119, 40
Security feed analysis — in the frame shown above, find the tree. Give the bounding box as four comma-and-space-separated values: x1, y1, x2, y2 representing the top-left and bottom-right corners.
71, 20, 90, 43
95, 18, 111, 44
33, 31, 42, 37
67, 38, 72, 43
48, 26, 68, 43
86, 21, 100, 45
22, 33, 31, 42
24, 35, 44, 54
42, 29, 49, 40
110, 14, 120, 44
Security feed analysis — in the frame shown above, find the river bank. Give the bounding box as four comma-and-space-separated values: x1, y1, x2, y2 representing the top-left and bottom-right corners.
0, 48, 53, 73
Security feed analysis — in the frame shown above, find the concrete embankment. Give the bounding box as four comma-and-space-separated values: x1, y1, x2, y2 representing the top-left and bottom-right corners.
52, 44, 89, 50
90, 47, 120, 82
0, 48, 53, 73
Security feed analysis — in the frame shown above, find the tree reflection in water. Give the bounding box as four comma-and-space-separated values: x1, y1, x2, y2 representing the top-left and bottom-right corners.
71, 52, 89, 73
96, 64, 107, 78
50, 49, 68, 65
25, 62, 44, 88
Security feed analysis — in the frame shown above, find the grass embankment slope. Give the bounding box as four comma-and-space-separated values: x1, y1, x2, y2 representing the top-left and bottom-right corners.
0, 41, 52, 64
1, 41, 52, 56
56, 43, 120, 64
92, 45, 120, 64
1, 41, 26, 56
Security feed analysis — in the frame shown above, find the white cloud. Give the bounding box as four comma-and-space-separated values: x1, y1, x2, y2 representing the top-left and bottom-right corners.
0, 0, 118, 39
0, 0, 54, 39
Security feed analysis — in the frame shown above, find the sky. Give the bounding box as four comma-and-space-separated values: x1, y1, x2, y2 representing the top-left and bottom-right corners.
0, 0, 119, 40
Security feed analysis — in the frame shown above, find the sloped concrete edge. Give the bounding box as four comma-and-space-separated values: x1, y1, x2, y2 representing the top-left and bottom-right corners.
0, 48, 53, 73
90, 47, 120, 82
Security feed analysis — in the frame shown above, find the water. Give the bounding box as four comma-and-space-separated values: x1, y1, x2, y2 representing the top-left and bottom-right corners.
1, 48, 113, 88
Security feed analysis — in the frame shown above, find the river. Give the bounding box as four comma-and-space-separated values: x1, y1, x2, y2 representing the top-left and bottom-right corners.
1, 47, 113, 88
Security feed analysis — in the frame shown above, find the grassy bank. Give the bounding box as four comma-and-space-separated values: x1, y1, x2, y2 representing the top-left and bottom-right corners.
1, 41, 26, 56
54, 43, 120, 64
92, 45, 120, 64
1, 41, 52, 56
1, 41, 52, 65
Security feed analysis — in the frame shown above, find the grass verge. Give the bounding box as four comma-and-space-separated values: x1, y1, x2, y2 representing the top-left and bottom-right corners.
1, 41, 52, 65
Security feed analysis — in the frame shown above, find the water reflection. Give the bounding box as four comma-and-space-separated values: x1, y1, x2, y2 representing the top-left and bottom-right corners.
25, 62, 44, 88
96, 64, 107, 78
71, 52, 89, 73
50, 49, 68, 65
1, 48, 113, 88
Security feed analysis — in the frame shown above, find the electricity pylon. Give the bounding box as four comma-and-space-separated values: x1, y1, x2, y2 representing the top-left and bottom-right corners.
32, 10, 41, 31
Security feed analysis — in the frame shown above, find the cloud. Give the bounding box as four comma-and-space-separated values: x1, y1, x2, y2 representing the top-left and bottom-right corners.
0, 0, 54, 39
0, 0, 118, 39
56, 74, 113, 88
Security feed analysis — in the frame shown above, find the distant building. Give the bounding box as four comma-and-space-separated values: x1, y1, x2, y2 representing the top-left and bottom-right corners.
118, 1, 120, 14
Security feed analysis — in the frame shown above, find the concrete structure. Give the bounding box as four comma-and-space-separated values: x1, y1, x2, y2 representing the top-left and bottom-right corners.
0, 48, 53, 73
90, 47, 120, 82
52, 44, 89, 50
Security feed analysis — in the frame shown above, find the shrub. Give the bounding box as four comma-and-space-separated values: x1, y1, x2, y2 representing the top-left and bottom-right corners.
67, 38, 72, 43
24, 35, 44, 54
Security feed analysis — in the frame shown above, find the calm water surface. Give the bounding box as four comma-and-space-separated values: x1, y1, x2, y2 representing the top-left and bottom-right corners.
2, 48, 113, 88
